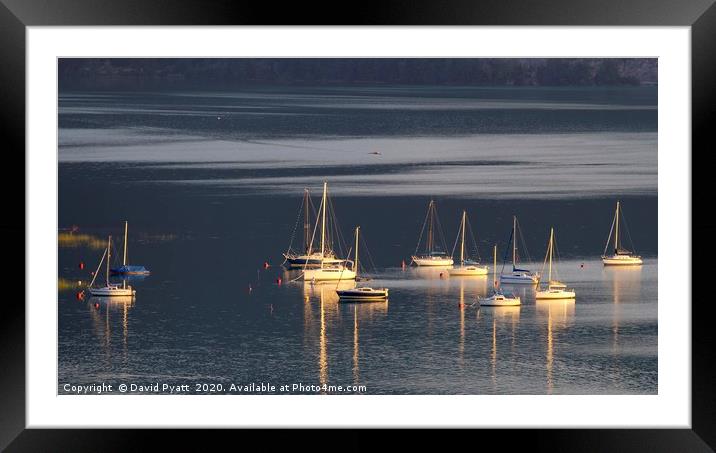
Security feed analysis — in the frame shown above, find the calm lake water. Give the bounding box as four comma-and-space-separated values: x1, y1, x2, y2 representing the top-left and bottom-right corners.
58, 86, 657, 394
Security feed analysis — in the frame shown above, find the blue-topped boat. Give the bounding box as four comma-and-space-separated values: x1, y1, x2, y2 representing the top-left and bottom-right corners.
110, 221, 151, 276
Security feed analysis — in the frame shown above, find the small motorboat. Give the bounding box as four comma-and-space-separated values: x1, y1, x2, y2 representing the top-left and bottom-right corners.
336, 286, 389, 301
479, 291, 521, 306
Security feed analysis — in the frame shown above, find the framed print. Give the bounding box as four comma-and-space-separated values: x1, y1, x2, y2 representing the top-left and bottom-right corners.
2, 0, 713, 450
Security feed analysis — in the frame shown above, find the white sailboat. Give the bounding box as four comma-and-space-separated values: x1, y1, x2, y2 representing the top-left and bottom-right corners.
499, 216, 539, 285
87, 235, 136, 297
449, 210, 488, 276
479, 245, 521, 306
411, 200, 454, 266
536, 228, 576, 300
283, 188, 342, 269
602, 201, 643, 266
337, 226, 389, 302
302, 182, 356, 282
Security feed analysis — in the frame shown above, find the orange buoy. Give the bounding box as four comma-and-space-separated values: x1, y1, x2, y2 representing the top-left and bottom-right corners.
94, 302, 99, 309
79, 261, 85, 270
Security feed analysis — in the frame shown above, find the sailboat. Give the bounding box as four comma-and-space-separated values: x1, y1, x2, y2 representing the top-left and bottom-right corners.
410, 200, 454, 266
337, 226, 389, 302
283, 188, 342, 269
302, 182, 356, 282
602, 201, 643, 266
535, 228, 576, 300
110, 221, 150, 275
499, 216, 539, 285
449, 210, 489, 276
479, 245, 521, 306
87, 235, 136, 297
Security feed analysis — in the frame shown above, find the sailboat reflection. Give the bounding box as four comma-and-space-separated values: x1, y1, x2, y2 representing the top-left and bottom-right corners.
605, 265, 642, 355
87, 296, 134, 359
301, 280, 355, 393
486, 305, 521, 392
535, 299, 575, 393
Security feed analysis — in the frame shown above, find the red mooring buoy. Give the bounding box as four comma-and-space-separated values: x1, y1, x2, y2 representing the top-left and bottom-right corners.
79, 261, 85, 270
276, 277, 282, 285
263, 261, 270, 269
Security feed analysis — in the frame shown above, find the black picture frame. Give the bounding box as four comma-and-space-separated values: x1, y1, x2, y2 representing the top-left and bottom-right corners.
1, 0, 711, 450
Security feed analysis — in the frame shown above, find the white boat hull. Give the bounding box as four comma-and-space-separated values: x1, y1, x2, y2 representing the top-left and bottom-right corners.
602, 255, 643, 266
500, 272, 539, 284
88, 286, 136, 297
412, 256, 454, 266
303, 267, 356, 281
449, 265, 489, 276
535, 289, 576, 300
479, 293, 521, 306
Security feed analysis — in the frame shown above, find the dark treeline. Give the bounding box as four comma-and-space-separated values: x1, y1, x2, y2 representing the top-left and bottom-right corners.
59, 58, 657, 90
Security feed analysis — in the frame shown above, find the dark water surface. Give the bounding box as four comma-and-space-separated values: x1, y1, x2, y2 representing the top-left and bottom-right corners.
58, 86, 657, 394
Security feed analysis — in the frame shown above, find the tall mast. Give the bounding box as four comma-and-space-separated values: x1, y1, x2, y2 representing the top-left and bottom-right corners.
123, 221, 128, 266
106, 235, 111, 286
512, 216, 517, 267
427, 201, 434, 253
615, 201, 620, 253
548, 227, 554, 282
460, 210, 466, 264
355, 226, 360, 278
304, 189, 311, 254
320, 182, 327, 258
493, 244, 497, 289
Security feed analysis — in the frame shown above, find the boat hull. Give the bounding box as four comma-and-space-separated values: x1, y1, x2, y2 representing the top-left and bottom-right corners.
337, 288, 388, 302
535, 290, 576, 300
88, 287, 136, 297
500, 273, 539, 284
283, 254, 342, 269
602, 255, 643, 266
479, 294, 521, 306
412, 256, 454, 266
449, 265, 488, 276
303, 268, 356, 281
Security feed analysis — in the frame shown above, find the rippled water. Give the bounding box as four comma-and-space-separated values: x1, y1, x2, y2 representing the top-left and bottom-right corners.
58, 85, 657, 394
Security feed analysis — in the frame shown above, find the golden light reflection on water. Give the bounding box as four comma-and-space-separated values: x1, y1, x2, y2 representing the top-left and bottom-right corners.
605, 266, 643, 355
536, 299, 575, 393
319, 287, 328, 392
353, 306, 359, 385
459, 283, 465, 367
87, 297, 135, 360
484, 304, 521, 393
